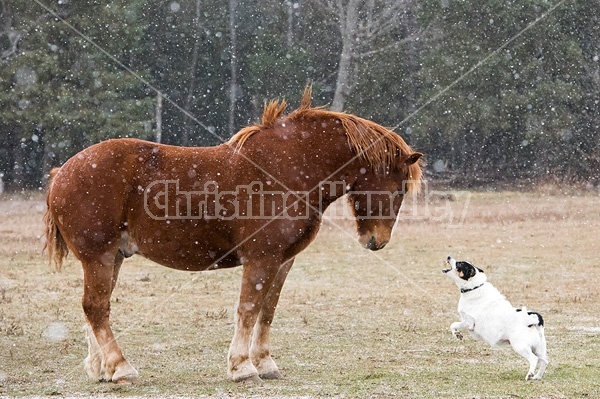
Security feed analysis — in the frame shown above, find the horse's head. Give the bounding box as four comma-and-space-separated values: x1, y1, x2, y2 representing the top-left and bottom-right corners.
348, 152, 422, 251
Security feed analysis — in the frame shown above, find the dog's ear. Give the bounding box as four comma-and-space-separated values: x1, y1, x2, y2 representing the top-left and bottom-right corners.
476, 267, 484, 274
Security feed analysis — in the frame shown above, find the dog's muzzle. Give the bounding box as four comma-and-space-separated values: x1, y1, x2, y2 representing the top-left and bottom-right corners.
442, 256, 453, 273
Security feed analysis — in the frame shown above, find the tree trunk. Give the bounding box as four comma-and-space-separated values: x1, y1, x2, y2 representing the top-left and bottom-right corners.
331, 0, 360, 112
12, 133, 24, 191
182, 0, 202, 146
403, 7, 420, 115
286, 0, 294, 48
40, 128, 53, 178
331, 41, 353, 111
228, 0, 238, 135
155, 92, 163, 143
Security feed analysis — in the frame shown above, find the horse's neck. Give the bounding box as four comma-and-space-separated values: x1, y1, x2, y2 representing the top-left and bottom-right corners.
234, 124, 358, 195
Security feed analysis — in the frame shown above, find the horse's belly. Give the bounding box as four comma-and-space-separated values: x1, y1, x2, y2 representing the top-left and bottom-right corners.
126, 231, 241, 271
139, 245, 241, 271
144, 251, 240, 271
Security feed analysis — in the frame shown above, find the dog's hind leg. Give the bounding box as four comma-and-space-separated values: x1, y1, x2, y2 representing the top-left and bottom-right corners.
532, 329, 548, 380
511, 342, 540, 381
533, 358, 548, 380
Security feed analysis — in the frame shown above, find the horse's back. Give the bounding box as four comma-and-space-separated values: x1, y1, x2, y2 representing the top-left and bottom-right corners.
47, 138, 240, 268
50, 137, 220, 197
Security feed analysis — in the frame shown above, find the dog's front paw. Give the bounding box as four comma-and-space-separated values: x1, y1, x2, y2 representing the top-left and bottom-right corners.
452, 330, 463, 340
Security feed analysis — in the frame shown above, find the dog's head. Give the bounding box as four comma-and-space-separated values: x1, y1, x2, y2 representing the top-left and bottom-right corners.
442, 256, 487, 292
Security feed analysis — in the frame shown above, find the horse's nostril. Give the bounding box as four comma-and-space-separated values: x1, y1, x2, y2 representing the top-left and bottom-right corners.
366, 236, 387, 251
366, 236, 378, 250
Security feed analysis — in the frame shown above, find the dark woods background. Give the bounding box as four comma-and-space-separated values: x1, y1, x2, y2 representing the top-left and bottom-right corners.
1, 0, 599, 190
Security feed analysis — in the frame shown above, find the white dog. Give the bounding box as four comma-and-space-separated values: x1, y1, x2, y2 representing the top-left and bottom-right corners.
443, 256, 548, 380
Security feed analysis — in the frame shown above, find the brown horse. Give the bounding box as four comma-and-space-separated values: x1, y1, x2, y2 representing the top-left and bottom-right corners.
44, 86, 422, 384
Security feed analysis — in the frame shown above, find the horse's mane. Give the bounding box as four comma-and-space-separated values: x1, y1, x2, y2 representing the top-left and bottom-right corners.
228, 99, 288, 151
228, 85, 422, 193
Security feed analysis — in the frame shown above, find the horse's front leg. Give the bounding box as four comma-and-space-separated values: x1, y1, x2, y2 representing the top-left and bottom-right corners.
250, 258, 295, 379
228, 261, 279, 382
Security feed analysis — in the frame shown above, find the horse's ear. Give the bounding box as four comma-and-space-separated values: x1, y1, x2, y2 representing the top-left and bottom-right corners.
404, 152, 423, 166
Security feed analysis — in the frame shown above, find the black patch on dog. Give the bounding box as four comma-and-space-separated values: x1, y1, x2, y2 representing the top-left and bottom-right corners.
529, 311, 544, 327
516, 309, 545, 327
455, 261, 481, 281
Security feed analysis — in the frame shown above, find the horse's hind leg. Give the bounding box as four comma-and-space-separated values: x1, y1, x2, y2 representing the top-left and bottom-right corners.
250, 258, 295, 380
82, 253, 138, 383
84, 322, 103, 380
84, 252, 124, 380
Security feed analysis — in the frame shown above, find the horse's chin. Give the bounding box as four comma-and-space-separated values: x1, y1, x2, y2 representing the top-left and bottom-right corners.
358, 235, 389, 251
367, 243, 387, 251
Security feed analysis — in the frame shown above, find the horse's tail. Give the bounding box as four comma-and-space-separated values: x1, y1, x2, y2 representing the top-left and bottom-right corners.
43, 167, 69, 271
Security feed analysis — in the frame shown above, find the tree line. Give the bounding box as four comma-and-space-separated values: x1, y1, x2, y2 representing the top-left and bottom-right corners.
1, 0, 598, 190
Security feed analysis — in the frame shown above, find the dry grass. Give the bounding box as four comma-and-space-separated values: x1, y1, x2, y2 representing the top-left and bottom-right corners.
1, 190, 600, 398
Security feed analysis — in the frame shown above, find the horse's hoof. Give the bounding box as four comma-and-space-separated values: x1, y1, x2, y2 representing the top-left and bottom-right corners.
253, 356, 281, 380
112, 363, 139, 384
259, 370, 282, 380
113, 375, 138, 385
235, 373, 263, 384
229, 359, 261, 383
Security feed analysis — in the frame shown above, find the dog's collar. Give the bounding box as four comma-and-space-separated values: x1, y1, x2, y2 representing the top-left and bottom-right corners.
460, 283, 485, 293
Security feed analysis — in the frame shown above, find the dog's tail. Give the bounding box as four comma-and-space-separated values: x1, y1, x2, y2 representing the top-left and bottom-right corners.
517, 307, 545, 329
527, 311, 544, 330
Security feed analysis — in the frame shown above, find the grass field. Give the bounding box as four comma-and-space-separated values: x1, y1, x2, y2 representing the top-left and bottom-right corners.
1, 189, 600, 398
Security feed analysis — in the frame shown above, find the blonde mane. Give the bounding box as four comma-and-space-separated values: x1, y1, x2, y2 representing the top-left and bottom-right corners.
228, 85, 422, 193
228, 99, 287, 152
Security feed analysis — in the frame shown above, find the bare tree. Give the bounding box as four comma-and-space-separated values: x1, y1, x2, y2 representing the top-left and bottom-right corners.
315, 0, 423, 111
0, 0, 19, 61
182, 0, 202, 146
155, 92, 163, 143
286, 0, 295, 48
228, 0, 238, 135
0, 0, 52, 62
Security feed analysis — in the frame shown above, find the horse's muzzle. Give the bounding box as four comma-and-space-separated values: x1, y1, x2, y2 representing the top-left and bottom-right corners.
364, 235, 388, 251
